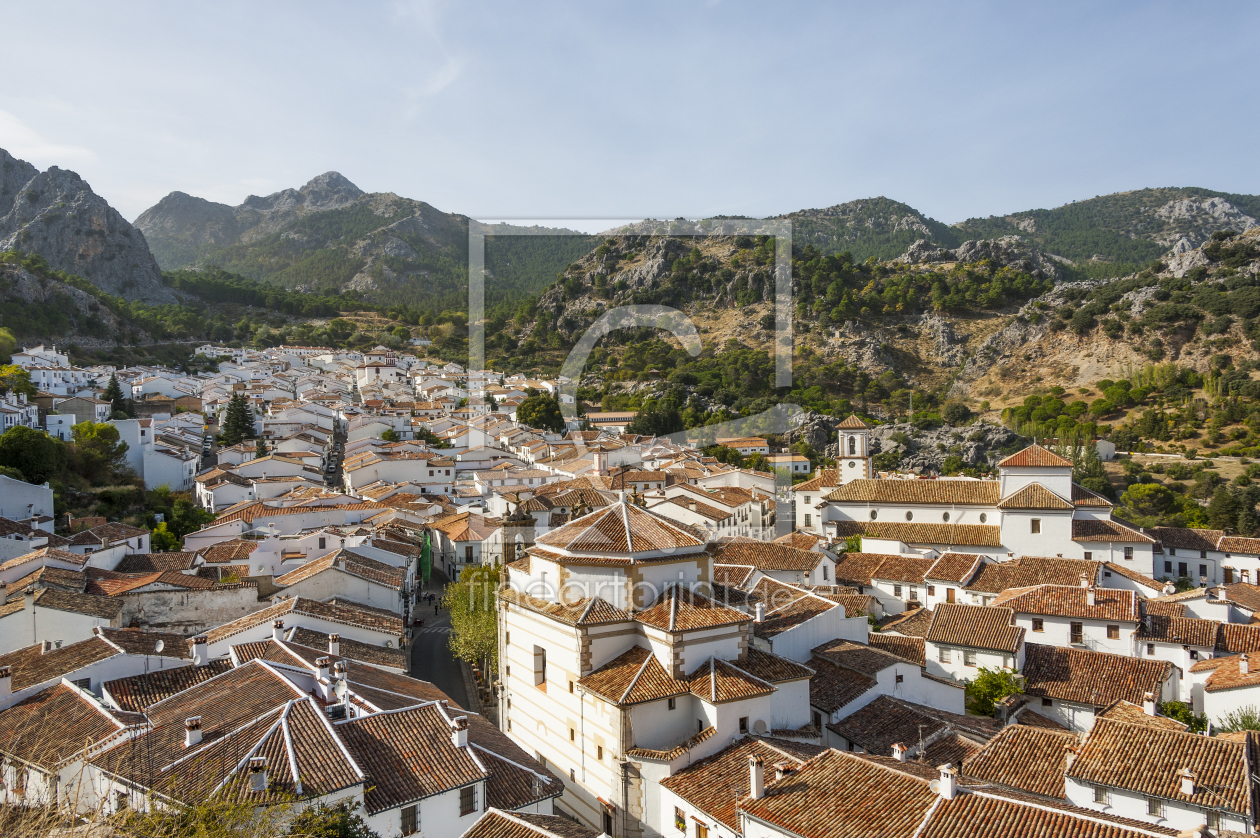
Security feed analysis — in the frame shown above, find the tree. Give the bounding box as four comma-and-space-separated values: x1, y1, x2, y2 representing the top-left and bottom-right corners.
965, 666, 1024, 716
69, 421, 130, 485
328, 318, 357, 344
103, 374, 130, 417
1158, 700, 1207, 733
746, 452, 770, 473
625, 399, 683, 437
0, 327, 15, 363
1208, 488, 1242, 530
287, 800, 382, 838
702, 444, 744, 467
150, 522, 180, 551
445, 563, 499, 679
941, 402, 971, 425
380, 429, 400, 442
1216, 705, 1260, 733
221, 392, 255, 446
169, 497, 215, 538
0, 365, 36, 398
255, 436, 270, 458
516, 393, 565, 433
0, 426, 67, 484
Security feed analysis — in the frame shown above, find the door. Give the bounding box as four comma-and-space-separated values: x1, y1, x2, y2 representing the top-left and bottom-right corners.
946, 588, 956, 604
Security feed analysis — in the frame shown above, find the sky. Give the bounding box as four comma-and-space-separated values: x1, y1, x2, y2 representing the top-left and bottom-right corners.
2, 1, 1258, 232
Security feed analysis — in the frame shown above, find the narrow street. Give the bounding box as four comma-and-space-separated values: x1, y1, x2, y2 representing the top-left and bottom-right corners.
408, 570, 470, 710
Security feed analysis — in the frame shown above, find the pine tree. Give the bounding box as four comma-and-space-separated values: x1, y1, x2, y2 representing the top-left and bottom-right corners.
104, 374, 128, 417
220, 393, 255, 447
254, 436, 269, 458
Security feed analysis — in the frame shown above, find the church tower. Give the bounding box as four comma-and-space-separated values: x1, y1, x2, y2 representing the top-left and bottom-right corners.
836, 414, 874, 484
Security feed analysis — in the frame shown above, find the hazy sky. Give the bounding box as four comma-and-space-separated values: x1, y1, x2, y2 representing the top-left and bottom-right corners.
2, 1, 1257, 232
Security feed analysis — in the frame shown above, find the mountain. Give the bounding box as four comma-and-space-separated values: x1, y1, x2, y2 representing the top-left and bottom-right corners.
953, 187, 1260, 275
135, 175, 597, 312
0, 148, 176, 303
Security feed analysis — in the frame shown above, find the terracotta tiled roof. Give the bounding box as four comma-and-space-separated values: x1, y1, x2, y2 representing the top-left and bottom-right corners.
832, 521, 1005, 548
966, 556, 1101, 595
789, 471, 839, 493
0, 684, 128, 770
1071, 483, 1114, 508
286, 626, 407, 670
0, 586, 122, 620
812, 639, 910, 675
461, 811, 599, 838
1220, 536, 1260, 554
827, 695, 1000, 757
1013, 708, 1069, 731
1021, 643, 1173, 706
577, 646, 688, 706
634, 585, 750, 632
98, 628, 192, 658
1102, 562, 1163, 591
751, 580, 838, 638
1219, 583, 1260, 613
1069, 718, 1252, 815
273, 549, 405, 590
832, 552, 901, 586
926, 603, 1024, 653
1203, 654, 1260, 693
66, 522, 148, 546
991, 584, 1140, 622
1072, 518, 1155, 544
961, 724, 1077, 798
923, 731, 986, 768
867, 632, 926, 665
113, 552, 199, 573
808, 656, 876, 712
996, 483, 1073, 510
707, 538, 826, 571
198, 539, 260, 564
625, 724, 715, 761
85, 568, 217, 597
712, 563, 756, 587
103, 660, 235, 713
926, 552, 985, 584
1137, 614, 1219, 647
498, 589, 630, 627
997, 444, 1072, 468
825, 479, 1001, 506
536, 501, 705, 554
204, 596, 401, 644
735, 648, 814, 683
6, 564, 85, 592
741, 750, 936, 838
837, 414, 870, 430
686, 657, 776, 703
1151, 526, 1224, 552
1216, 622, 1260, 655
870, 554, 937, 584
1095, 700, 1188, 731
878, 606, 934, 638
430, 511, 501, 543
660, 738, 827, 832
0, 546, 89, 571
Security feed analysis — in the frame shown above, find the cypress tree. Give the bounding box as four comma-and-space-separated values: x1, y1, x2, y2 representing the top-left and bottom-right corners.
104, 374, 128, 417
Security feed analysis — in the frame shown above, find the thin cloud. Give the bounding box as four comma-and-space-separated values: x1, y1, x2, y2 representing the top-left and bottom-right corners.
0, 109, 96, 167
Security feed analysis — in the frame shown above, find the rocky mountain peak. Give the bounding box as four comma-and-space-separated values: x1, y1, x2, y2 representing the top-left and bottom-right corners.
299, 171, 363, 208
0, 147, 176, 303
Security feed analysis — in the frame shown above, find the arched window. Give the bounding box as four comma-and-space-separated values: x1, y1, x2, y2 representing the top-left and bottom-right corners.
870, 509, 878, 521
943, 512, 950, 522
980, 513, 988, 523
906, 511, 914, 521
848, 436, 856, 456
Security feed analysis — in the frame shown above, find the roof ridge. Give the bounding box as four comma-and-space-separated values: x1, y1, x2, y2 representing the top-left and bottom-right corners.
621, 652, 657, 704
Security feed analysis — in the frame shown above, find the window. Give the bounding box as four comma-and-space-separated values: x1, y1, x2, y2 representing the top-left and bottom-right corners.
804, 514, 812, 527
943, 512, 950, 522
1042, 698, 1053, 707
812, 711, 822, 728
1190, 650, 1199, 660
72, 677, 91, 691
675, 808, 686, 831
1178, 562, 1188, 578
895, 673, 904, 683
1169, 547, 1177, 556
1200, 564, 1208, 582
739, 717, 749, 734
505, 632, 510, 646
465, 546, 474, 561
1107, 625, 1120, 640
401, 805, 418, 835
1147, 797, 1162, 818
894, 585, 903, 597
1093, 785, 1107, 805
668, 697, 676, 710
805, 496, 811, 505
1207, 811, 1220, 830
979, 513, 987, 523
905, 511, 914, 521
1030, 519, 1041, 534
1147, 643, 1155, 655
569, 681, 575, 694
964, 650, 977, 667
1070, 622, 1083, 645
909, 587, 918, 601
848, 437, 856, 456
1032, 618, 1044, 632
1165, 561, 1173, 573
460, 785, 477, 816
1200, 549, 1208, 559
318, 537, 326, 550
1003, 655, 1014, 669
870, 510, 878, 520
569, 768, 576, 781
1124, 546, 1134, 561
822, 566, 829, 581
939, 647, 952, 663
570, 728, 575, 742
927, 586, 936, 596
597, 745, 604, 760
534, 646, 547, 688
1226, 568, 1235, 583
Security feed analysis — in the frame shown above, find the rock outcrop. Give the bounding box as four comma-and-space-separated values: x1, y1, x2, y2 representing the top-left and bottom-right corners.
790, 411, 1025, 473
0, 148, 176, 303
896, 234, 1068, 281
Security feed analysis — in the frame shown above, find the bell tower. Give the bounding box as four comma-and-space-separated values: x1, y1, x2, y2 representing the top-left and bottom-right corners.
836, 414, 873, 484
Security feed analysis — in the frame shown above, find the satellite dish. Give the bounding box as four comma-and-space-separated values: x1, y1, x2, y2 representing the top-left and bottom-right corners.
334, 678, 349, 698
154, 640, 164, 654
929, 779, 941, 794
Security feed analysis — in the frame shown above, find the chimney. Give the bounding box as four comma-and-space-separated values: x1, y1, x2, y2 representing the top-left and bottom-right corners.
1143, 692, 1157, 716
774, 763, 794, 782
1241, 654, 1251, 676
191, 636, 208, 666
316, 656, 335, 701
451, 715, 469, 748
1079, 572, 1090, 589
749, 756, 765, 799
0, 666, 10, 702
248, 757, 268, 792
892, 742, 908, 762
936, 764, 958, 800
1086, 586, 1096, 607
42, 639, 54, 655
328, 633, 340, 656
24, 586, 34, 614
755, 603, 766, 623
272, 620, 284, 642
1178, 767, 1196, 796
1064, 746, 1078, 772
184, 716, 203, 748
